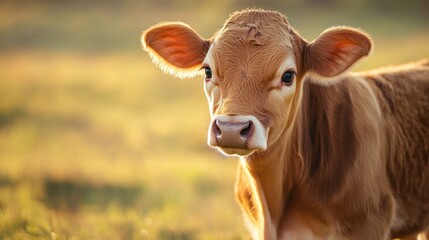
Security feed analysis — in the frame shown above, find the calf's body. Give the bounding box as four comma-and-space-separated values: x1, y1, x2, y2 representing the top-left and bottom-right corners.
235, 60, 429, 239
367, 62, 429, 237
142, 9, 429, 239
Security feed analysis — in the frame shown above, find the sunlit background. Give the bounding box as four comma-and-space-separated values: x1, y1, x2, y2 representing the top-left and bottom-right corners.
0, 0, 428, 239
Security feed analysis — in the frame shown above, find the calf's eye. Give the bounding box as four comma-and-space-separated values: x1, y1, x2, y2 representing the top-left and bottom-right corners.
204, 67, 212, 80
281, 71, 295, 86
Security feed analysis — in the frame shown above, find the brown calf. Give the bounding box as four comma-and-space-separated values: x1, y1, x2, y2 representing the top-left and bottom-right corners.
142, 9, 429, 240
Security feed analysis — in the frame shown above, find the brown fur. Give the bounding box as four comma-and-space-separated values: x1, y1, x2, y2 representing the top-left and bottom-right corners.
365, 61, 429, 237
142, 9, 429, 240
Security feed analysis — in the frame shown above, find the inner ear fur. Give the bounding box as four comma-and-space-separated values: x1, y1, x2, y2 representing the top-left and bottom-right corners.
142, 22, 211, 78
305, 27, 373, 78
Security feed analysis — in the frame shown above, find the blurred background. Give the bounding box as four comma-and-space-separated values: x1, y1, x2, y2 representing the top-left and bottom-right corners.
0, 0, 427, 239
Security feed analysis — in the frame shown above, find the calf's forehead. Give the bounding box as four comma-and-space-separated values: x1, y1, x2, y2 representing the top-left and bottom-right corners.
209, 10, 294, 83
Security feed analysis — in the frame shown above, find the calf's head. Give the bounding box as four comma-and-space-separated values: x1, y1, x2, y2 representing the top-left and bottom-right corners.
142, 9, 372, 157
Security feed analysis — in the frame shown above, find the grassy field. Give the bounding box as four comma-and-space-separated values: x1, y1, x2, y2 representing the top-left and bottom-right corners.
0, 52, 246, 239
0, 1, 428, 239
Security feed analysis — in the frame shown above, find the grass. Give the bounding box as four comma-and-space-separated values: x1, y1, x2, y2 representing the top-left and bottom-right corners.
0, 1, 428, 239
0, 158, 243, 239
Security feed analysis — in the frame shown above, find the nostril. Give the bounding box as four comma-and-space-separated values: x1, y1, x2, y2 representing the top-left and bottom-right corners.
214, 120, 222, 139
240, 121, 252, 139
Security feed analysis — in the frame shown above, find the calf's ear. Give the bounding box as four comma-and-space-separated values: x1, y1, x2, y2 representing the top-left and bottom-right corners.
305, 27, 372, 78
142, 22, 210, 78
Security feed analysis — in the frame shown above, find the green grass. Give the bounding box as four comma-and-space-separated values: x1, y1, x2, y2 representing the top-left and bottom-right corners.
0, 1, 428, 239
0, 158, 243, 239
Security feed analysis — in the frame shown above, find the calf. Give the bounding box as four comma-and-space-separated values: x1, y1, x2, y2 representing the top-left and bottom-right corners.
141, 9, 429, 240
